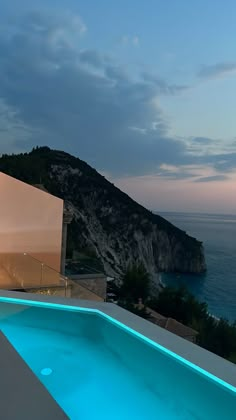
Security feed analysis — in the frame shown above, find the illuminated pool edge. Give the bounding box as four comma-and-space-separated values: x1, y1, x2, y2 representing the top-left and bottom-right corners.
0, 295, 235, 395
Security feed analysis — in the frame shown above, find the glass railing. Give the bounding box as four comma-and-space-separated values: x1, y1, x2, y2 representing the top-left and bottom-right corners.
68, 278, 105, 301
0, 252, 68, 296
0, 252, 104, 301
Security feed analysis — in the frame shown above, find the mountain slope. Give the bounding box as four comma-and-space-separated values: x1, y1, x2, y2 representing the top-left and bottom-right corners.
0, 147, 206, 280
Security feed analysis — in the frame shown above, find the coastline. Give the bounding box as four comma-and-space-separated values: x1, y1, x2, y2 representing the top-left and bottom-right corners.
157, 272, 221, 322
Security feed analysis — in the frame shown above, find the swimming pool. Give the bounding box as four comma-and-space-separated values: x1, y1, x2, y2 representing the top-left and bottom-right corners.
0, 296, 235, 419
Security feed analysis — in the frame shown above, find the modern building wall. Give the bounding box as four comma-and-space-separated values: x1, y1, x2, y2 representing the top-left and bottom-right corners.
0, 172, 63, 275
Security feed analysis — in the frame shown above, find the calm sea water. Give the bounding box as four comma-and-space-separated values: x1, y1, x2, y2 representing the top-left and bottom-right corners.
158, 212, 236, 323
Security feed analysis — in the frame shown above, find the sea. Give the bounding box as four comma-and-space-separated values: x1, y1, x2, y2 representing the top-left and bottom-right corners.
157, 212, 236, 323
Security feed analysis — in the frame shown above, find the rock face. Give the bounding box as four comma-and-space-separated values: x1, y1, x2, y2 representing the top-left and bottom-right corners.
0, 147, 206, 280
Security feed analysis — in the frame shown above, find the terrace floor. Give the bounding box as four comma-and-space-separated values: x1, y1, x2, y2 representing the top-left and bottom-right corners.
0, 330, 68, 419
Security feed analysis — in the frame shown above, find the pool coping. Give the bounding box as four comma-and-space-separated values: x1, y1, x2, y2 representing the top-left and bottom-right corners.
0, 330, 68, 420
0, 289, 236, 394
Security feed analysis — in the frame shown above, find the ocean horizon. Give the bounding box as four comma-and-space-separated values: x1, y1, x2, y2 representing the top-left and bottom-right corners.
156, 211, 236, 323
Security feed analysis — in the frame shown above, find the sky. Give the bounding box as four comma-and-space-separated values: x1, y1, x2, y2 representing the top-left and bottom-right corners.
0, 0, 235, 214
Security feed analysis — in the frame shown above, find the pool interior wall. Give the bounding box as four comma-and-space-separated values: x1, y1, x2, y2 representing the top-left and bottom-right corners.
0, 299, 235, 420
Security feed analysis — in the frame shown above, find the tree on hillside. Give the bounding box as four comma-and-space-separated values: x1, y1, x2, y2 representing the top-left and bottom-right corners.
149, 286, 236, 362
118, 262, 150, 303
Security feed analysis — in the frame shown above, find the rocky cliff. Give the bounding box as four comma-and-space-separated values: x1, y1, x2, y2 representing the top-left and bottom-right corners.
0, 147, 206, 280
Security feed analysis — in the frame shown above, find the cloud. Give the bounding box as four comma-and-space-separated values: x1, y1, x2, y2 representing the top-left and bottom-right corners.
157, 164, 198, 180
185, 136, 236, 170
120, 35, 139, 47
105, 64, 128, 82
191, 137, 214, 145
25, 9, 87, 36
132, 36, 139, 46
0, 98, 35, 154
0, 9, 235, 180
0, 10, 190, 174
194, 175, 229, 182
79, 49, 105, 68
209, 153, 236, 172
142, 72, 188, 95
198, 62, 236, 80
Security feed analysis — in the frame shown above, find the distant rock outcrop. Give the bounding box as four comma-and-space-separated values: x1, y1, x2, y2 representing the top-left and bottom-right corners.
0, 147, 206, 281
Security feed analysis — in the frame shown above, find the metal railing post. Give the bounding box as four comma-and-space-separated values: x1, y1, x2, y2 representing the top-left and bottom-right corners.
65, 277, 68, 297
41, 263, 44, 288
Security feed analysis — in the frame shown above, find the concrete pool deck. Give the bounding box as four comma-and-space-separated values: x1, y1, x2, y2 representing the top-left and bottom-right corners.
0, 288, 235, 395
0, 331, 68, 420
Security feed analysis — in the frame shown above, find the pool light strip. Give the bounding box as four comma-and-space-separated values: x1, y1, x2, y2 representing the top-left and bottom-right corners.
0, 295, 235, 394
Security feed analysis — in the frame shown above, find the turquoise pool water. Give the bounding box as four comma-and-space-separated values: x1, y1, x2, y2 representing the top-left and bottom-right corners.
0, 298, 235, 419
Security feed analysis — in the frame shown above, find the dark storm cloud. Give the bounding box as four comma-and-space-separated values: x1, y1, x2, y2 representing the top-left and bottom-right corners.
0, 10, 189, 175
0, 10, 235, 179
